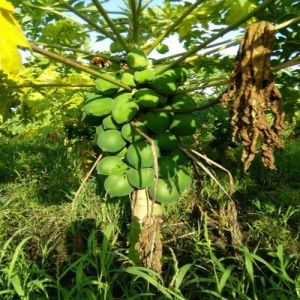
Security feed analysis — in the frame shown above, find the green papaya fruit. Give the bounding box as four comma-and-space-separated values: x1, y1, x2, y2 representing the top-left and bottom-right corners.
127, 49, 149, 70
97, 130, 126, 153
112, 93, 139, 124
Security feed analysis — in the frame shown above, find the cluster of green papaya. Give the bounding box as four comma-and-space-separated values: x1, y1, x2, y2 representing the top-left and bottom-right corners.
83, 48, 197, 205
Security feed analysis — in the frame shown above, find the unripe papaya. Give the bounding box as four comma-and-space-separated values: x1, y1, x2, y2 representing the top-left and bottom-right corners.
83, 97, 113, 117
120, 72, 136, 87
104, 174, 133, 197
121, 123, 143, 143
175, 168, 193, 192
156, 44, 169, 54
170, 94, 198, 109
127, 167, 155, 188
158, 156, 176, 178
126, 141, 156, 168
110, 41, 123, 53
144, 111, 170, 134
95, 75, 119, 95
170, 114, 197, 136
149, 179, 180, 205
97, 130, 126, 153
134, 88, 161, 108
96, 156, 127, 175
134, 69, 155, 84
102, 115, 119, 130
112, 93, 139, 124
153, 75, 177, 95
127, 49, 149, 70
155, 132, 177, 151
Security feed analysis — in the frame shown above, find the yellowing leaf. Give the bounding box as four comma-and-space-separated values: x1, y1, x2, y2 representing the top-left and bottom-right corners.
0, 0, 14, 11
0, 0, 29, 79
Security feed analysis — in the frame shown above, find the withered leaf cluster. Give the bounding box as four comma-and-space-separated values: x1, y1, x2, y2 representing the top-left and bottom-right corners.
221, 21, 285, 171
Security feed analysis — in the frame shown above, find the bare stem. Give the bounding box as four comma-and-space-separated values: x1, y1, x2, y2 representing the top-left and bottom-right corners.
91, 0, 130, 52
30, 44, 131, 91
71, 153, 103, 216
145, 0, 204, 55
156, 0, 276, 74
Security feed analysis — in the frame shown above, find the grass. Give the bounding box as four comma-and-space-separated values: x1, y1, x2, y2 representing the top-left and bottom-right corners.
0, 133, 299, 299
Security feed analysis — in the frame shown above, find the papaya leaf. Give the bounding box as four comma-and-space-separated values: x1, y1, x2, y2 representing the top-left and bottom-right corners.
0, 0, 29, 79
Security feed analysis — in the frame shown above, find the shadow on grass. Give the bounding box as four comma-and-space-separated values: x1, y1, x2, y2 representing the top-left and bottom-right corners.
0, 135, 83, 205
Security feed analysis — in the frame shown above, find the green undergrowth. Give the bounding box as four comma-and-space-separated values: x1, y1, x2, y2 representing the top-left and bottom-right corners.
0, 134, 299, 299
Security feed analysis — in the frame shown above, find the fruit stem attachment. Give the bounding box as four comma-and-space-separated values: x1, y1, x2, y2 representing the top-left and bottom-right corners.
131, 122, 159, 216
30, 44, 132, 91
144, 0, 204, 55
91, 0, 130, 52
59, 0, 116, 41
156, 0, 276, 74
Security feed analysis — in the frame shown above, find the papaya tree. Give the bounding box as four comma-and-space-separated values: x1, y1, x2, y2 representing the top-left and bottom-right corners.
1, 0, 300, 273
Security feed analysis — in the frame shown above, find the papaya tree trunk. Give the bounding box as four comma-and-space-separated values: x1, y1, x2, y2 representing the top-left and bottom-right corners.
130, 189, 163, 273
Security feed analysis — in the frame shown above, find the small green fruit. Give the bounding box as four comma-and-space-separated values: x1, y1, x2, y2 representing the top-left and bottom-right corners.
156, 44, 169, 54
155, 132, 177, 152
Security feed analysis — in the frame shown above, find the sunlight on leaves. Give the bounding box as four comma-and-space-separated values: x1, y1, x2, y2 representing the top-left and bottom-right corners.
0, 0, 29, 79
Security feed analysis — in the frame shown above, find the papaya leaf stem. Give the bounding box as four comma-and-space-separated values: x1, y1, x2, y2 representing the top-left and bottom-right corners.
34, 42, 121, 62
154, 16, 299, 65
144, 0, 204, 55
30, 44, 131, 91
91, 0, 130, 52
0, 83, 94, 89
156, 0, 276, 74
59, 0, 116, 41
